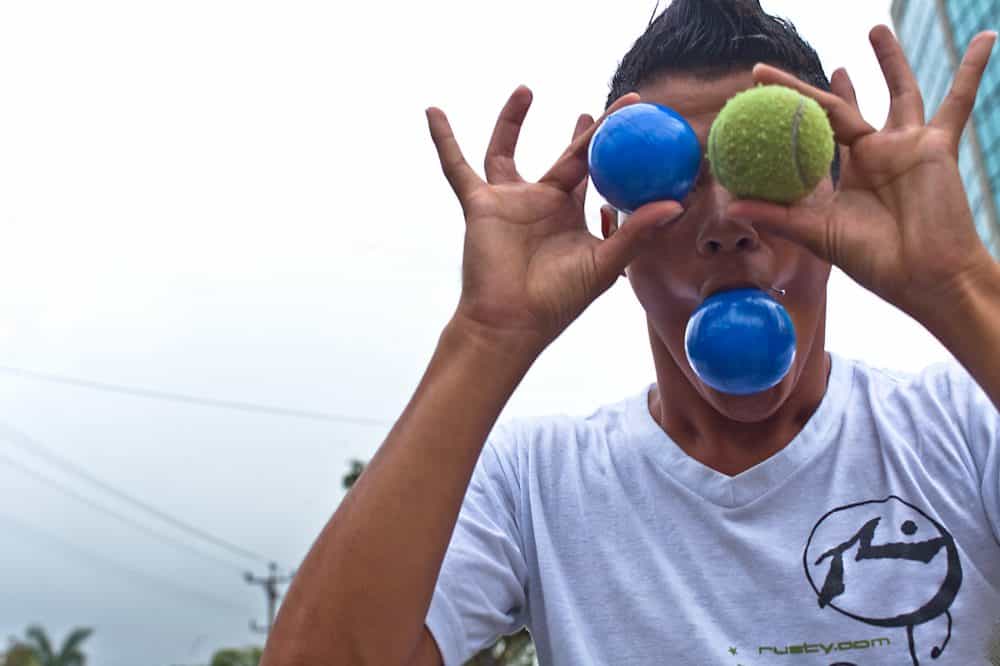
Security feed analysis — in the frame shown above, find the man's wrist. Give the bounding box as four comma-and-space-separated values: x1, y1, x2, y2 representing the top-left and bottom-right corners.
442, 312, 549, 367
402, 315, 542, 436
915, 258, 1000, 354
912, 256, 1000, 410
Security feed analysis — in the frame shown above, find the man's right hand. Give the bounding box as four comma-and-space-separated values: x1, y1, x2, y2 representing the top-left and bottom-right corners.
427, 86, 685, 355
265, 87, 687, 666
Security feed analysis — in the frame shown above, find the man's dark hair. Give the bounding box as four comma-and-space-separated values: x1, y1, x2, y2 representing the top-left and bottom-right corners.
608, 0, 840, 182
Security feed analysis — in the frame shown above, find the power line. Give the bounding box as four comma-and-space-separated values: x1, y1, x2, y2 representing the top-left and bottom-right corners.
0, 420, 278, 567
0, 449, 247, 573
0, 365, 392, 427
0, 509, 248, 614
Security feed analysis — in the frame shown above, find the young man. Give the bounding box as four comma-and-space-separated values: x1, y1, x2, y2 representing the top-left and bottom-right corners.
262, 1, 1000, 664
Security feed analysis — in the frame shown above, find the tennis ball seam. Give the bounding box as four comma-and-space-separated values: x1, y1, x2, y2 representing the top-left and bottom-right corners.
790, 95, 808, 190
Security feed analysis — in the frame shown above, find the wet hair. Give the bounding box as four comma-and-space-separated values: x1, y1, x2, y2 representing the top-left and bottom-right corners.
607, 0, 840, 182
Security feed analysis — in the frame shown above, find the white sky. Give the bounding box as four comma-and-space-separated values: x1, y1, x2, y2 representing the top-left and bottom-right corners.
0, 1, 959, 664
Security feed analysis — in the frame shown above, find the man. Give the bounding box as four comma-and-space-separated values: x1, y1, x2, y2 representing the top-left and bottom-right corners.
262, 1, 1000, 664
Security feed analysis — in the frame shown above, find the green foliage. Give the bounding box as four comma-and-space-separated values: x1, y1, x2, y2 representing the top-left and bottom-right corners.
2, 644, 41, 666
465, 628, 535, 666
8, 626, 92, 666
209, 646, 263, 666
343, 461, 537, 665
342, 459, 365, 490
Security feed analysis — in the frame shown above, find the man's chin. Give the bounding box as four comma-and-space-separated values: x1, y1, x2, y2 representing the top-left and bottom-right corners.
700, 378, 791, 423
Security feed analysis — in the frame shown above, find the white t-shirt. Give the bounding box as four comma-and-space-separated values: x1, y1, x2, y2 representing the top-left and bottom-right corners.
425, 353, 1000, 665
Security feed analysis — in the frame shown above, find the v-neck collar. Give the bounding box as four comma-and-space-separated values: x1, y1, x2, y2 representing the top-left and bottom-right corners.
626, 352, 854, 508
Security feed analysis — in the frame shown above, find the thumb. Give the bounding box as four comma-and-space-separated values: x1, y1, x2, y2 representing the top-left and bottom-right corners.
592, 201, 684, 284
727, 199, 831, 261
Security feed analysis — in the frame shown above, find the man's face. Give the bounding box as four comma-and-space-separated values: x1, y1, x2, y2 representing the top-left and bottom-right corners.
622, 70, 833, 422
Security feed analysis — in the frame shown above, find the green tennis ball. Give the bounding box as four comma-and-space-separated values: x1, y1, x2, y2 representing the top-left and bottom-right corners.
707, 84, 835, 204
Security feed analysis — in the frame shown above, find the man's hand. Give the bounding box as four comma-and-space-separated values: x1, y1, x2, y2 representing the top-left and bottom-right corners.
727, 25, 997, 327
427, 86, 683, 354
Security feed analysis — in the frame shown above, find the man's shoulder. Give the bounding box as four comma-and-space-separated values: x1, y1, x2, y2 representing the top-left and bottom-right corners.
487, 387, 648, 461
838, 353, 995, 445
842, 353, 973, 401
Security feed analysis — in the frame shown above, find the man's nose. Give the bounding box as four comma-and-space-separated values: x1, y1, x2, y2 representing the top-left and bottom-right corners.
695, 182, 760, 257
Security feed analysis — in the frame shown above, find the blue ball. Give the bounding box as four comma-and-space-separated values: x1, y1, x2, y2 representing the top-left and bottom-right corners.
684, 288, 796, 395
588, 103, 702, 214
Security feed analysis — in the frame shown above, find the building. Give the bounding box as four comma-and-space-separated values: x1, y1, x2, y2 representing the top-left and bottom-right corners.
890, 0, 1000, 258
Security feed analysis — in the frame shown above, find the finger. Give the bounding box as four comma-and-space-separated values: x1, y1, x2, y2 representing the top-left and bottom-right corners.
592, 200, 683, 285
829, 68, 859, 180
485, 85, 532, 184
539, 92, 640, 193
727, 199, 830, 262
869, 25, 925, 127
571, 114, 594, 205
830, 67, 860, 112
930, 31, 998, 145
752, 64, 877, 146
426, 107, 483, 203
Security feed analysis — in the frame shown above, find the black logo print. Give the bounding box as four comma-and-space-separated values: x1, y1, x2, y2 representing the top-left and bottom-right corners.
803, 496, 962, 666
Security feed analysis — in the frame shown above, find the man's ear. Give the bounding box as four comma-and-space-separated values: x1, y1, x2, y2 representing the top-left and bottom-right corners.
600, 205, 620, 239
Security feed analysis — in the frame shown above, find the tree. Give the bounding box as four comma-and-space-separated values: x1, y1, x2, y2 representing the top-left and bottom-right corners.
466, 630, 536, 666
210, 646, 263, 666
342, 459, 536, 666
342, 459, 365, 490
2, 644, 41, 666
9, 626, 92, 666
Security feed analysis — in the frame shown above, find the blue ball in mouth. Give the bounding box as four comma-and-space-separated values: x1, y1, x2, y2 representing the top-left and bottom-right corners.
684, 288, 796, 395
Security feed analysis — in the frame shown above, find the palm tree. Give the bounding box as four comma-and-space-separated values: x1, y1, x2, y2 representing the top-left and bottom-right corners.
2, 643, 41, 666
21, 626, 93, 666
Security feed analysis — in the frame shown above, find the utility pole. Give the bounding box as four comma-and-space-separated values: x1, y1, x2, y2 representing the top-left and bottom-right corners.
245, 562, 294, 635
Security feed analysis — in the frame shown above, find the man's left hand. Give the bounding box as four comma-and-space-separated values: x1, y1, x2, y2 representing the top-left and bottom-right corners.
728, 25, 997, 327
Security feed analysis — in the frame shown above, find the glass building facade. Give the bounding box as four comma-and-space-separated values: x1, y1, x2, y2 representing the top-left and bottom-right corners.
890, 0, 1000, 258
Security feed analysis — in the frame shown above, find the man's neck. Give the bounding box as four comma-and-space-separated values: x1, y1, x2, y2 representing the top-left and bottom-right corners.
647, 329, 832, 477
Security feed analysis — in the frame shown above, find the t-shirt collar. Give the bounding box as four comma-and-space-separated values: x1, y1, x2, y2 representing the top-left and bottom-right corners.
626, 351, 854, 508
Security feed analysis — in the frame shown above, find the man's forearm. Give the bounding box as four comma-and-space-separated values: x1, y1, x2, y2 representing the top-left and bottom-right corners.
262, 318, 540, 666
920, 259, 1000, 411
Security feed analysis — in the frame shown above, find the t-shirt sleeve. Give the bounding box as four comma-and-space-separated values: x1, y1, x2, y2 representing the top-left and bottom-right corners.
933, 362, 1000, 538
425, 425, 529, 666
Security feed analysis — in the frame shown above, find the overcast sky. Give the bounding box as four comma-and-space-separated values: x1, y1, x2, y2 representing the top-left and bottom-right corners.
0, 1, 966, 664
